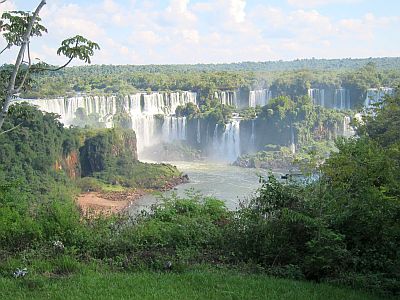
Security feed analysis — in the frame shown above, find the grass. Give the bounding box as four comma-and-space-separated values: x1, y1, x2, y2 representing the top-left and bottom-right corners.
0, 268, 383, 300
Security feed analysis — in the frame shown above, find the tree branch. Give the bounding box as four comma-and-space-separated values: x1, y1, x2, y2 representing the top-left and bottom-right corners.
15, 42, 32, 93
33, 56, 73, 72
0, 44, 10, 55
0, 123, 21, 136
32, 39, 78, 72
0, 0, 46, 130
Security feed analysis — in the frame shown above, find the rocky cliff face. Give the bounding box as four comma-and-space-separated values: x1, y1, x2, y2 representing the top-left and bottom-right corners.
54, 151, 80, 179
79, 128, 138, 177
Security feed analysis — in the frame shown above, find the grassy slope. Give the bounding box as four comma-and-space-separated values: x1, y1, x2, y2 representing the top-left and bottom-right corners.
0, 269, 382, 300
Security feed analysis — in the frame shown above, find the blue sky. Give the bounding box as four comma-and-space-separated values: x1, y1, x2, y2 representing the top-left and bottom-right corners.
1, 0, 399, 65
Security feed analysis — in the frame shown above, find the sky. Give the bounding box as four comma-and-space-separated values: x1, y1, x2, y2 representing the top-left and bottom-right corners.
1, 0, 399, 65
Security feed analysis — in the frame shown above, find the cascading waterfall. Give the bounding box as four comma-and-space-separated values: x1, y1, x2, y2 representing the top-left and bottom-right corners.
364, 87, 394, 108
214, 91, 237, 107
16, 91, 197, 153
212, 124, 219, 150
223, 119, 241, 162
290, 124, 296, 154
308, 89, 325, 107
162, 116, 186, 142
250, 119, 255, 150
15, 96, 118, 126
249, 89, 271, 107
342, 116, 354, 137
212, 119, 240, 162
334, 88, 351, 110
127, 91, 197, 151
196, 119, 201, 144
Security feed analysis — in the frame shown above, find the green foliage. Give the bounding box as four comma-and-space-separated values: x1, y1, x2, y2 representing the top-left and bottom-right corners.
79, 128, 137, 177
175, 102, 199, 118
359, 90, 400, 149
1, 11, 47, 48
0, 103, 75, 188
57, 35, 100, 64
72, 107, 105, 128
22, 59, 400, 101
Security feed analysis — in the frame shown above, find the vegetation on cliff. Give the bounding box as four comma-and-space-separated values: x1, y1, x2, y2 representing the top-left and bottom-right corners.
0, 103, 184, 192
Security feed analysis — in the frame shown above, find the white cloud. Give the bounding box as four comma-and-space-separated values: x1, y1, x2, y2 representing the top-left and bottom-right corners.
1, 0, 398, 64
338, 13, 399, 41
181, 29, 200, 43
165, 0, 197, 24
287, 0, 361, 8
130, 30, 164, 46
226, 0, 246, 23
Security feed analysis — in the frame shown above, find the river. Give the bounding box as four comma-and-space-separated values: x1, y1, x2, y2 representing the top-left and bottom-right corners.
128, 161, 279, 215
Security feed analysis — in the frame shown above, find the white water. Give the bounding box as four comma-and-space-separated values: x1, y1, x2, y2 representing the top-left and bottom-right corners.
308, 88, 351, 109
308, 88, 325, 107
162, 116, 187, 142
249, 89, 272, 107
364, 87, 394, 108
212, 119, 241, 162
250, 119, 255, 151
196, 118, 201, 144
214, 91, 238, 107
16, 91, 197, 152
342, 115, 355, 137
290, 124, 296, 154
334, 88, 351, 110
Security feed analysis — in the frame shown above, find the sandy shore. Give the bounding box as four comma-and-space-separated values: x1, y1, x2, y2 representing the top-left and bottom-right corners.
77, 175, 189, 217
77, 190, 146, 217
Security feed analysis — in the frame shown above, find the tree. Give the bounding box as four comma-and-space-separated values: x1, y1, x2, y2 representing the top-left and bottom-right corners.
0, 0, 100, 130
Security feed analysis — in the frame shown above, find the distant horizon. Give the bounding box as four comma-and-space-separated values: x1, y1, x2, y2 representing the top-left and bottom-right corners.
4, 55, 400, 68
62, 56, 400, 66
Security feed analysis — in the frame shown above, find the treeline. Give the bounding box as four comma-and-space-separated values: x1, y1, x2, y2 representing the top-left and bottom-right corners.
18, 62, 400, 109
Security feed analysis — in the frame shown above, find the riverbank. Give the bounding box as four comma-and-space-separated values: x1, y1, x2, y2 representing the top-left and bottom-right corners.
77, 174, 189, 217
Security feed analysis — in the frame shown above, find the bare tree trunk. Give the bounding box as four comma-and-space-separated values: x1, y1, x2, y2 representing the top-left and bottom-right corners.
0, 0, 46, 130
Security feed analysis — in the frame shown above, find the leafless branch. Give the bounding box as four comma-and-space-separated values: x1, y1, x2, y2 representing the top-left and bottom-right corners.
0, 123, 21, 136
0, 44, 10, 55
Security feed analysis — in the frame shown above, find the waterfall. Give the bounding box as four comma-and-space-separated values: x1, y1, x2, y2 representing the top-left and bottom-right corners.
290, 124, 296, 154
364, 87, 394, 108
250, 119, 255, 150
249, 89, 271, 107
211, 119, 240, 162
333, 88, 350, 110
196, 119, 201, 144
214, 91, 237, 107
212, 124, 219, 151
308, 89, 325, 107
15, 96, 118, 126
162, 116, 187, 142
222, 119, 241, 162
15, 91, 198, 154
